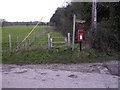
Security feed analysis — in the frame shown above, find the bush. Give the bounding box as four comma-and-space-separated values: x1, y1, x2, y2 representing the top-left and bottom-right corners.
94, 20, 120, 52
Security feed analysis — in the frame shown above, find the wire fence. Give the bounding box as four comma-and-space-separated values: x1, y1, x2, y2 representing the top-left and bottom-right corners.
2, 30, 48, 52
2, 30, 72, 52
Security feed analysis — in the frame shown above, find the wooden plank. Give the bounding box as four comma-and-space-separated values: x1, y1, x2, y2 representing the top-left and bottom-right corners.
75, 19, 86, 23
52, 42, 66, 44
51, 37, 66, 38
51, 45, 67, 48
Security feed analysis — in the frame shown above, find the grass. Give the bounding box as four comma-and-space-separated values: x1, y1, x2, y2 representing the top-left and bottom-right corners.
2, 47, 119, 64
2, 26, 45, 50
2, 26, 64, 50
2, 25, 119, 64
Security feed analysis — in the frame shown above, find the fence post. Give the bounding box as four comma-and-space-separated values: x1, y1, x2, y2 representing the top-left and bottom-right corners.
68, 33, 70, 47
9, 34, 12, 52
48, 33, 51, 49
16, 35, 19, 50
50, 38, 53, 47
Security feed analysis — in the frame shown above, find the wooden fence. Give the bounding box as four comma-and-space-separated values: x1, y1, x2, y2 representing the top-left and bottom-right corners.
48, 33, 71, 49
6, 32, 71, 52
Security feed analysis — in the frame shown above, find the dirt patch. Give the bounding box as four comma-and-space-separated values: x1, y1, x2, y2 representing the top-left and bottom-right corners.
2, 60, 119, 76
1, 60, 119, 88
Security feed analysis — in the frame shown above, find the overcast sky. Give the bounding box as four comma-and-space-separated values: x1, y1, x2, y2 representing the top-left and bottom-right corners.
0, 0, 66, 22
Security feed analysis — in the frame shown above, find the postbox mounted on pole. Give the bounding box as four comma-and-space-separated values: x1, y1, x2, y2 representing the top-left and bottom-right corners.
78, 29, 84, 42
78, 29, 85, 51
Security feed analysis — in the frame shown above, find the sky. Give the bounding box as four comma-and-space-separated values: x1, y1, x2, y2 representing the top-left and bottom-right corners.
0, 0, 66, 22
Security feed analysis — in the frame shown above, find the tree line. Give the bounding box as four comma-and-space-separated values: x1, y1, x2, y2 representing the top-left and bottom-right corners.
2, 21, 48, 26
50, 2, 120, 52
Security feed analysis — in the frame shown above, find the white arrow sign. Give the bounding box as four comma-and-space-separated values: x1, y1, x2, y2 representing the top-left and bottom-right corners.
75, 19, 86, 23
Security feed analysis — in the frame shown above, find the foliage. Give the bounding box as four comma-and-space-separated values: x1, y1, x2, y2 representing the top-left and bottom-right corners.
50, 2, 120, 51
95, 2, 120, 51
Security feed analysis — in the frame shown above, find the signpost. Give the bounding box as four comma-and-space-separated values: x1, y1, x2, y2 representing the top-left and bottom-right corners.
72, 14, 76, 51
72, 14, 86, 51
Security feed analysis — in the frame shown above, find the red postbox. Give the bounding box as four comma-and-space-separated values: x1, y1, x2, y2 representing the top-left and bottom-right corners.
78, 29, 84, 42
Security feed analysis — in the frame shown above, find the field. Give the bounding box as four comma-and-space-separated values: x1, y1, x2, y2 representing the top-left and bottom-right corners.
2, 26, 64, 50
2, 25, 119, 64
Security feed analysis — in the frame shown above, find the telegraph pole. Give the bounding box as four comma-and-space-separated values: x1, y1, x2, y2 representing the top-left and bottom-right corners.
91, 0, 97, 48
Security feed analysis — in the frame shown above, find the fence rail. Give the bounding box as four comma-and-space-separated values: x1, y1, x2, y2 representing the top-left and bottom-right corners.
3, 32, 71, 52
48, 33, 71, 48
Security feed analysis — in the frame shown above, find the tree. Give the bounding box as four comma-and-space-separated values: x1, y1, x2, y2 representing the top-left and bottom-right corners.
50, 2, 120, 51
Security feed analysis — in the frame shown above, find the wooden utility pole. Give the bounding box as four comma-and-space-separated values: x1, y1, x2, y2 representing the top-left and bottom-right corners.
91, 0, 97, 48
72, 14, 76, 51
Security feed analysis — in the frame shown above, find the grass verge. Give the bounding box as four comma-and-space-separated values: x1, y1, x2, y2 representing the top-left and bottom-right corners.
2, 48, 119, 64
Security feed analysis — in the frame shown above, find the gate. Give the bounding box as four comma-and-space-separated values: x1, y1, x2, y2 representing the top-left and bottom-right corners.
48, 33, 70, 49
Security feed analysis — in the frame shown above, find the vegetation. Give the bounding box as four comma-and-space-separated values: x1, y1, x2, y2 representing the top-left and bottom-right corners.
50, 2, 120, 52
2, 48, 119, 64
2, 26, 45, 50
2, 25, 119, 64
2, 2, 120, 64
2, 26, 64, 50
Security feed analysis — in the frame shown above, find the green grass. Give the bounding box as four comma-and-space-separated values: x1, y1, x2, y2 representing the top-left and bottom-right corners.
2, 26, 64, 50
2, 26, 119, 64
2, 26, 45, 50
2, 48, 119, 64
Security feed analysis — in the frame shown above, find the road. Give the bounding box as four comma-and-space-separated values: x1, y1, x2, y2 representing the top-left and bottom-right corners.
2, 61, 120, 88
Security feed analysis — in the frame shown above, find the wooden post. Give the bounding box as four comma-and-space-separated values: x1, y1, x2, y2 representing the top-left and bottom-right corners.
65, 37, 67, 47
72, 14, 76, 51
9, 34, 12, 51
16, 35, 19, 50
68, 33, 70, 47
48, 33, 51, 49
50, 38, 53, 47
91, 0, 97, 48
